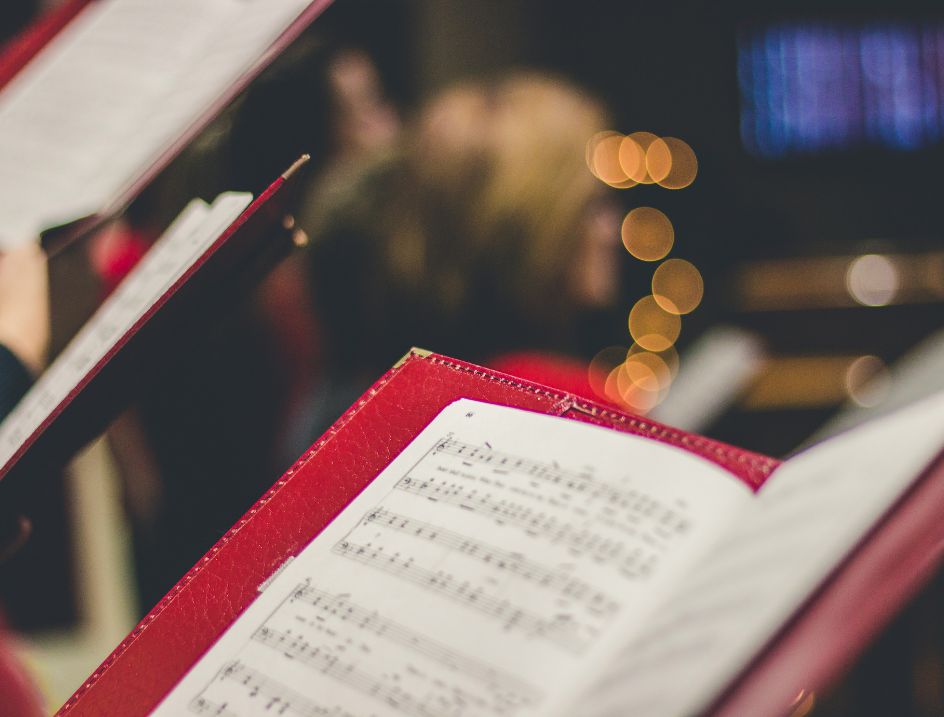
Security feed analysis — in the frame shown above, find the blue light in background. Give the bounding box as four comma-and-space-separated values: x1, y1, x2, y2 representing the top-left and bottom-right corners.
738, 22, 944, 157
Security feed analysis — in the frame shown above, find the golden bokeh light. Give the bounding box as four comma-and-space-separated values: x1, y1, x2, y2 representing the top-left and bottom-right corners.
586, 131, 636, 188
628, 295, 681, 352
602, 365, 620, 403
603, 360, 657, 413
621, 207, 674, 261
629, 342, 680, 379
619, 131, 659, 184
585, 131, 615, 172
646, 137, 698, 189
845, 254, 899, 307
844, 355, 890, 408
612, 349, 677, 413
652, 258, 704, 314
614, 371, 662, 412
618, 135, 647, 183
588, 346, 630, 400
602, 364, 630, 407
616, 358, 660, 393
592, 345, 679, 413
625, 349, 674, 390
787, 690, 817, 717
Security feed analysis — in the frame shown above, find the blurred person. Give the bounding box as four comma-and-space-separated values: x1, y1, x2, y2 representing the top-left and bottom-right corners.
0, 243, 48, 408
327, 47, 400, 162
117, 37, 402, 611
0, 241, 48, 557
0, 241, 49, 717
291, 72, 623, 451
227, 38, 401, 403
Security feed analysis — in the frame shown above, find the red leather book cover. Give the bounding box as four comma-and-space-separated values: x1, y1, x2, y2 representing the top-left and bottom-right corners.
54, 350, 777, 716
52, 349, 944, 716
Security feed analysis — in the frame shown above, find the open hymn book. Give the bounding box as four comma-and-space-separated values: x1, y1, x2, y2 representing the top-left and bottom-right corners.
0, 158, 306, 495
0, 193, 245, 473
54, 351, 944, 716
0, 0, 328, 249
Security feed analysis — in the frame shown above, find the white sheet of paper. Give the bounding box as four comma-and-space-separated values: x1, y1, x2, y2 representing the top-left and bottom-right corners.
0, 191, 252, 474
575, 389, 944, 717
152, 399, 752, 717
0, 0, 311, 245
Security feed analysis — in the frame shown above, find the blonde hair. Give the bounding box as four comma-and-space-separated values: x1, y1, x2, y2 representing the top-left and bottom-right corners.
308, 72, 610, 368
384, 73, 609, 332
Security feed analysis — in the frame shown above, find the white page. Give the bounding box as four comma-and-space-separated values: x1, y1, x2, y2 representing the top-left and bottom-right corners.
0, 0, 311, 245
0, 191, 252, 473
152, 399, 752, 717
574, 389, 944, 717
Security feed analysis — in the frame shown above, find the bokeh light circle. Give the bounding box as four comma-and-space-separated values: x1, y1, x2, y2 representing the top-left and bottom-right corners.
614, 366, 662, 412
619, 131, 659, 184
588, 346, 630, 400
621, 207, 674, 261
629, 342, 680, 379
844, 355, 890, 407
652, 258, 704, 314
628, 295, 681, 352
625, 350, 673, 390
587, 131, 636, 187
845, 254, 899, 307
646, 137, 698, 189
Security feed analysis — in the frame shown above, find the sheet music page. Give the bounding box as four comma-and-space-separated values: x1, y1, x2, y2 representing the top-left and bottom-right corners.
152, 399, 752, 717
575, 389, 944, 717
0, 191, 252, 473
0, 0, 311, 244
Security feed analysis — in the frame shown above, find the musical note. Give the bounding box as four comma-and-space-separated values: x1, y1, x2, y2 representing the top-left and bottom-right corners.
332, 539, 591, 653
286, 584, 541, 706
190, 661, 357, 717
188, 695, 238, 716
395, 475, 665, 578
430, 439, 689, 535
250, 627, 490, 717
359, 508, 620, 616
153, 399, 747, 717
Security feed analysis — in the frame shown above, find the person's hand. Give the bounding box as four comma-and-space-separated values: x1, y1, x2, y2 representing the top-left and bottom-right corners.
0, 242, 49, 375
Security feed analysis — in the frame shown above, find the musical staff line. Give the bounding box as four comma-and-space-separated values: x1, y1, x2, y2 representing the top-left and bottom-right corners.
361, 508, 619, 616
288, 584, 541, 705
430, 439, 689, 534
252, 626, 485, 717
188, 696, 237, 717
395, 475, 660, 578
332, 539, 590, 653
191, 661, 356, 717
189, 660, 242, 717
433, 437, 588, 481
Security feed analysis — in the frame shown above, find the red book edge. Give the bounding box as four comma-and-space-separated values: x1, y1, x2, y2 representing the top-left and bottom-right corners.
713, 441, 944, 715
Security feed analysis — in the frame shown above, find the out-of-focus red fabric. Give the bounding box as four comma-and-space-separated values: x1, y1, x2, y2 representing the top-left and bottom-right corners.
487, 351, 610, 407
88, 223, 151, 297
0, 620, 45, 717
